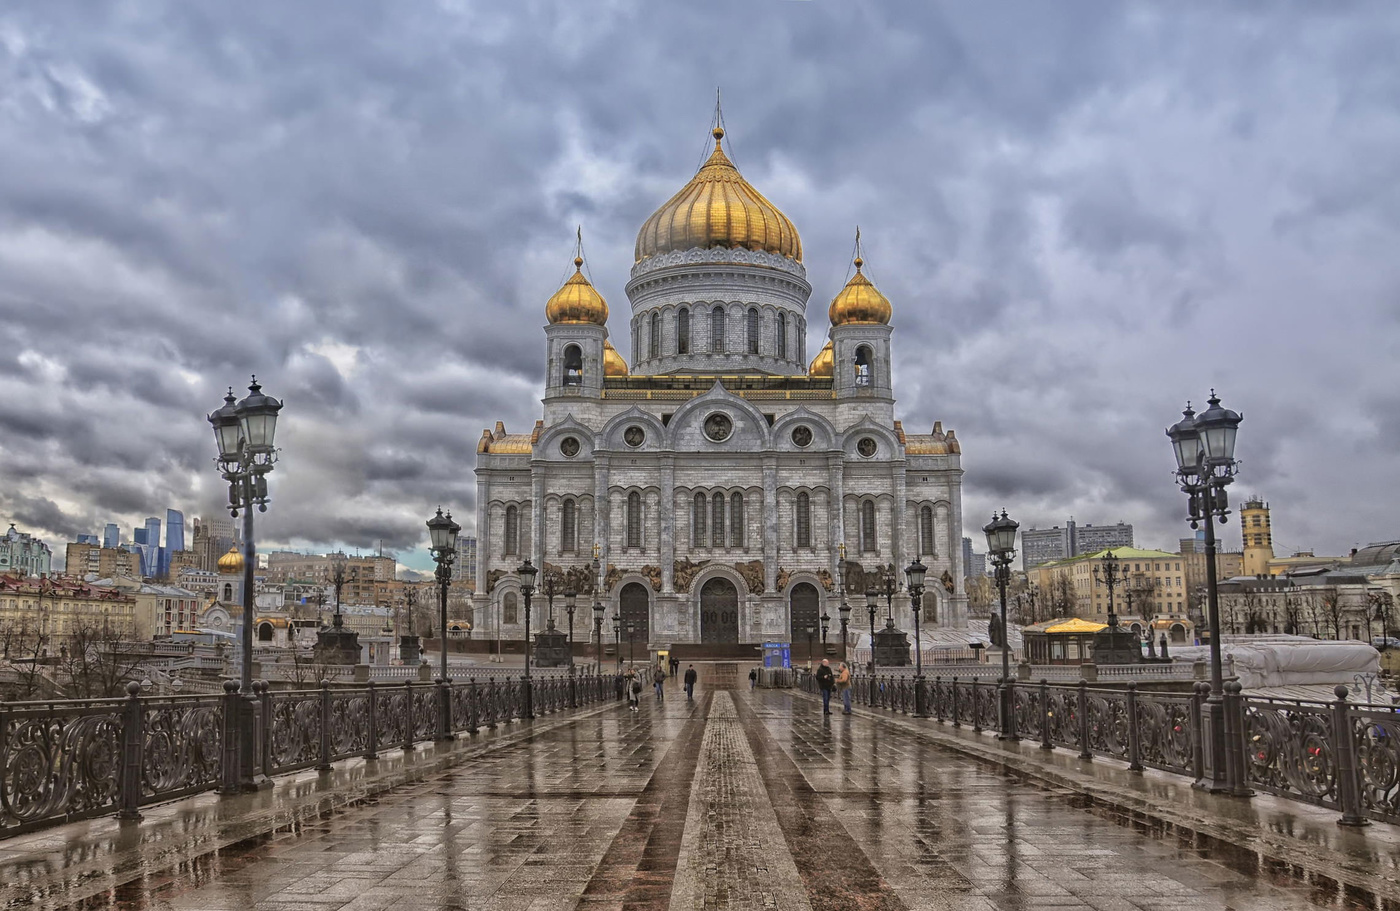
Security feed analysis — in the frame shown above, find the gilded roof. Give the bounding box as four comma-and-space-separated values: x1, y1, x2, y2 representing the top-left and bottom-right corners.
808, 340, 833, 377
1044, 618, 1108, 634
905, 421, 960, 455
635, 127, 801, 263
477, 420, 535, 454
828, 257, 891, 326
545, 257, 609, 325
217, 546, 244, 574
604, 340, 629, 376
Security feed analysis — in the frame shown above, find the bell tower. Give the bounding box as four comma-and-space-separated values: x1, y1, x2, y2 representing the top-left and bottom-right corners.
543, 241, 609, 402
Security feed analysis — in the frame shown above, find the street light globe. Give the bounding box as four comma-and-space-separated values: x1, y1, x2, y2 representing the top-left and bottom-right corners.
904, 557, 927, 591
235, 376, 283, 454
1194, 391, 1243, 465
208, 388, 243, 462
1166, 403, 1202, 474
517, 559, 538, 593
983, 509, 1019, 558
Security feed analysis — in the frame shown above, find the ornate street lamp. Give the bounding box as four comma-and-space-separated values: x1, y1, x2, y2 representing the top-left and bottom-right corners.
864, 587, 879, 672
1092, 552, 1124, 629
427, 507, 460, 739
612, 611, 622, 673
984, 509, 1019, 740
592, 544, 604, 673
208, 377, 282, 792
1167, 391, 1248, 796
836, 544, 852, 664
805, 625, 816, 669
905, 557, 928, 715
565, 588, 577, 668
627, 620, 637, 669
517, 558, 538, 718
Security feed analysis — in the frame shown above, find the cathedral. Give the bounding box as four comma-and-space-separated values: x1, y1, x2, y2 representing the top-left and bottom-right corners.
472, 123, 968, 660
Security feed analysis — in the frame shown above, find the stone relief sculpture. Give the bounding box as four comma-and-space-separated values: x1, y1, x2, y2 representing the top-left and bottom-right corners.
485, 569, 508, 594
603, 564, 623, 591
639, 565, 663, 592
736, 560, 765, 594
775, 568, 792, 593
816, 568, 834, 592
673, 557, 710, 593
941, 569, 955, 594
841, 561, 896, 596
543, 561, 597, 594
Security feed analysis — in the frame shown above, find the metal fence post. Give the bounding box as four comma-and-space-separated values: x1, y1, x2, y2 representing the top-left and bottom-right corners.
1077, 681, 1092, 761
402, 681, 414, 751
972, 679, 982, 733
1190, 681, 1206, 786
116, 682, 144, 819
467, 679, 479, 733
364, 682, 378, 760
437, 677, 453, 741
1001, 680, 1016, 741
256, 681, 272, 781
951, 677, 961, 728
1126, 682, 1143, 773
934, 676, 944, 722
317, 680, 333, 771
1331, 685, 1369, 826
219, 680, 241, 794
1040, 680, 1052, 751
1223, 682, 1254, 798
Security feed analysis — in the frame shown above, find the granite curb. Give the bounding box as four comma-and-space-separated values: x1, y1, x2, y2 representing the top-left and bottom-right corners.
792, 691, 1400, 910
0, 699, 625, 910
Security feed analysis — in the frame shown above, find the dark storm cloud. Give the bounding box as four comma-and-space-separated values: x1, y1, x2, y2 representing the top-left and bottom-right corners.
2, 0, 1398, 571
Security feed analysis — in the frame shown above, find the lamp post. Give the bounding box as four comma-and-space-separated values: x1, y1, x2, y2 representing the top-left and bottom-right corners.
1167, 392, 1245, 795
836, 546, 851, 664
427, 507, 460, 739
565, 588, 577, 668
627, 620, 636, 669
517, 558, 538, 718
805, 625, 816, 669
864, 588, 879, 673
613, 612, 622, 673
1093, 552, 1124, 629
208, 377, 282, 792
984, 509, 1019, 740
905, 557, 927, 715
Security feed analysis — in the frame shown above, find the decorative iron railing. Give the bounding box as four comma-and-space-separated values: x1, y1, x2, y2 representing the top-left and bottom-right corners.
800, 673, 1397, 826
0, 672, 616, 838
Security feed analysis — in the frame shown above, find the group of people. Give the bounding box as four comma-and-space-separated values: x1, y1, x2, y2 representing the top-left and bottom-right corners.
812, 659, 853, 714
622, 661, 700, 711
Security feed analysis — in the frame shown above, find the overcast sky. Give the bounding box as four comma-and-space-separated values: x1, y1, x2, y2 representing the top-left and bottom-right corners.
2, 1, 1398, 574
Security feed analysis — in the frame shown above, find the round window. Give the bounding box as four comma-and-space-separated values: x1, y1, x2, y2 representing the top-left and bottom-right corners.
560, 437, 580, 458
704, 413, 733, 442
623, 426, 645, 448
856, 437, 877, 458
791, 425, 813, 448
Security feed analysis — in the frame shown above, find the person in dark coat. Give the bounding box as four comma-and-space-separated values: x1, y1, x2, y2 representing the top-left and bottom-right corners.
749, 668, 758, 690
683, 665, 698, 700
815, 659, 835, 714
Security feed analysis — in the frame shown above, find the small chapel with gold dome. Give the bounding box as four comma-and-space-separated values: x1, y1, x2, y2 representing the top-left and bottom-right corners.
473, 121, 968, 661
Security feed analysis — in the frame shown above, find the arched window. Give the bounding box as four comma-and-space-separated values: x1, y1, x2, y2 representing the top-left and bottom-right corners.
746, 308, 760, 354
504, 505, 519, 556
712, 493, 725, 548
796, 492, 811, 548
626, 492, 642, 548
677, 307, 690, 355
730, 492, 744, 547
711, 307, 726, 353
562, 344, 582, 387
860, 500, 877, 553
649, 311, 660, 359
855, 345, 873, 386
222, 583, 233, 601
777, 312, 787, 359
632, 321, 640, 360
561, 499, 577, 553
920, 505, 934, 557
693, 493, 707, 547
503, 592, 518, 625
258, 622, 274, 642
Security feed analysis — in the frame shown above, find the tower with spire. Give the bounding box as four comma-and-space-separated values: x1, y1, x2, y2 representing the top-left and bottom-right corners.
476, 108, 967, 664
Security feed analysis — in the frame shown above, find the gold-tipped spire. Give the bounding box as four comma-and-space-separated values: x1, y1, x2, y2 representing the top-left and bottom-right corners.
545, 235, 609, 325
828, 231, 891, 326
634, 117, 801, 263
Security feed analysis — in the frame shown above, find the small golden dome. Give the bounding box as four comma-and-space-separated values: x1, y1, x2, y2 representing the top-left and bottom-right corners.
603, 340, 629, 377
828, 257, 891, 326
217, 546, 244, 574
546, 257, 609, 325
635, 126, 802, 263
809, 339, 834, 377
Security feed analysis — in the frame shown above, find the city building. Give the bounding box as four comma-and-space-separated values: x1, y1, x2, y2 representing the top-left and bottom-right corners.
0, 524, 53, 577
1240, 497, 1274, 576
1177, 536, 1244, 628
1019, 519, 1134, 570
1218, 568, 1375, 640
159, 509, 185, 579
961, 538, 986, 578
92, 577, 204, 639
190, 516, 239, 574
452, 536, 478, 590
102, 523, 120, 549
474, 120, 968, 659
0, 574, 139, 649
1029, 546, 1195, 643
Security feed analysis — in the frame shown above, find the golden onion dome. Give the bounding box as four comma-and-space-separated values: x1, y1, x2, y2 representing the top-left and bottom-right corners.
546, 257, 609, 325
828, 257, 891, 326
809, 339, 834, 377
635, 127, 801, 263
603, 340, 629, 377
217, 546, 244, 574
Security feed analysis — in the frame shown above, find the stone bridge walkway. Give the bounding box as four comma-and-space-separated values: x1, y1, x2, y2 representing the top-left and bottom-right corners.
13, 688, 1363, 911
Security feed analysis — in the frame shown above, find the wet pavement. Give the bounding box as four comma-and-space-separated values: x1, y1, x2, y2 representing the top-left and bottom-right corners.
8, 688, 1384, 910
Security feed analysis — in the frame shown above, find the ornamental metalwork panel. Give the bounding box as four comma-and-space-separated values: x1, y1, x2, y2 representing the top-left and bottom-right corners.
266, 690, 322, 774
141, 695, 223, 802
0, 699, 124, 831
974, 683, 999, 731
411, 686, 437, 742
1085, 691, 1130, 761
1352, 706, 1400, 824
478, 681, 500, 727
1243, 698, 1340, 809
932, 679, 952, 719
450, 683, 474, 732
1046, 687, 1081, 750
1013, 687, 1043, 743
953, 681, 977, 726
326, 692, 370, 761
1135, 693, 1195, 776
375, 688, 408, 745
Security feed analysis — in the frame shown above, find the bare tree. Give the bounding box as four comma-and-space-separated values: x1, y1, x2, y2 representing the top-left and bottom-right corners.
1321, 592, 1344, 640
60, 622, 151, 698
1043, 570, 1077, 619
0, 617, 49, 699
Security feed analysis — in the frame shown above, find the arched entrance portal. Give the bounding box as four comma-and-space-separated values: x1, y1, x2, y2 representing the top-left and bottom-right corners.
789, 583, 820, 662
619, 583, 650, 660
700, 578, 739, 643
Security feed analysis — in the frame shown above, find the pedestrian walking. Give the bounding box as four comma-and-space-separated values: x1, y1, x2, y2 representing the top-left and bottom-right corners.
626, 669, 641, 712
815, 659, 835, 714
669, 655, 680, 678
683, 664, 698, 701
653, 666, 666, 700
836, 661, 853, 714
749, 668, 758, 690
